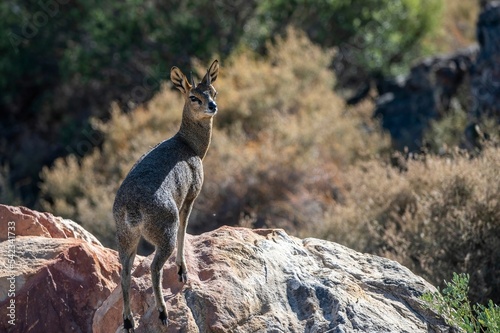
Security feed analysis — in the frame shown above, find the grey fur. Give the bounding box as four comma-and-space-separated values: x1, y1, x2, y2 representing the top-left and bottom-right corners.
113, 60, 219, 331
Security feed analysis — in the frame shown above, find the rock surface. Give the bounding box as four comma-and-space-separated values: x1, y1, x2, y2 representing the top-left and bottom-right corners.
0, 237, 120, 333
0, 205, 119, 333
94, 227, 453, 333
0, 204, 102, 245
0, 206, 454, 332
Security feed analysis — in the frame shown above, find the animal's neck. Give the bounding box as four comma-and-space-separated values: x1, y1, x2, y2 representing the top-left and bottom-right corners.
178, 109, 213, 160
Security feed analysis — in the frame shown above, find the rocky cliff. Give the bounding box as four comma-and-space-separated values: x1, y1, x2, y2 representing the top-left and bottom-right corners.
0, 205, 454, 332
365, 2, 500, 151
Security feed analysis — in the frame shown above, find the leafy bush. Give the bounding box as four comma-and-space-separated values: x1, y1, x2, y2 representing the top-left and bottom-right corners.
421, 273, 500, 332
246, 0, 442, 76
424, 105, 499, 154
40, 28, 389, 248
318, 145, 500, 304
0, 167, 20, 206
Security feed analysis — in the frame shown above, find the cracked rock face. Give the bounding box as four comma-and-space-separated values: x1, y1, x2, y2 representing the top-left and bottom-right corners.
0, 205, 453, 332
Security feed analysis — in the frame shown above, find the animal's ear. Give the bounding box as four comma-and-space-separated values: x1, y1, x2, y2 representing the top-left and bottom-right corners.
171, 66, 192, 94
201, 60, 219, 85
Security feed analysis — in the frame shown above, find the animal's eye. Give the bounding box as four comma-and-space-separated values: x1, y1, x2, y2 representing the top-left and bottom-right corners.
189, 96, 201, 104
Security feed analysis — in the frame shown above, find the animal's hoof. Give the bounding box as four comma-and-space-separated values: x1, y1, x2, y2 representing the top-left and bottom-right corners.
159, 309, 168, 325
177, 266, 188, 283
124, 317, 135, 331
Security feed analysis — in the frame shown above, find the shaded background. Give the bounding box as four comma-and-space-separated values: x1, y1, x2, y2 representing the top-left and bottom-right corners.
1, 0, 499, 305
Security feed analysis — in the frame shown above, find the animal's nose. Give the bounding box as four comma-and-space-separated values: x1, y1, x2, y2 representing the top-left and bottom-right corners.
208, 101, 217, 112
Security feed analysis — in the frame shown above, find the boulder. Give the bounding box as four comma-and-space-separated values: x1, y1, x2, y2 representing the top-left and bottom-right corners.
0, 206, 453, 332
0, 237, 120, 333
0, 205, 118, 332
94, 227, 453, 333
0, 204, 101, 245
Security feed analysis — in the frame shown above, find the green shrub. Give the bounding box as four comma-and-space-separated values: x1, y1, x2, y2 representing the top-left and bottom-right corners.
0, 167, 20, 206
423, 0, 479, 53
424, 102, 499, 154
246, 0, 442, 76
421, 273, 500, 332
2, 0, 446, 207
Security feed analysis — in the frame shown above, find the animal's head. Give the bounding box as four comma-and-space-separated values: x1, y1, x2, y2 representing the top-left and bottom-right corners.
171, 60, 219, 120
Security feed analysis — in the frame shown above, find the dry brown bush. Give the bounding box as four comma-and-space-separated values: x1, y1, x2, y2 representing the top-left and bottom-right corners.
423, 0, 479, 53
39, 28, 389, 248
318, 145, 500, 304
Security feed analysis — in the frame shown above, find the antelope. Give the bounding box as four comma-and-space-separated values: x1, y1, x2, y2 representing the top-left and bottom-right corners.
113, 60, 219, 330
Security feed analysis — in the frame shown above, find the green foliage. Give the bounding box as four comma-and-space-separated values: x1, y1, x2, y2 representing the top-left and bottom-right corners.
421, 273, 500, 332
425, 106, 500, 154
246, 0, 442, 75
1, 0, 446, 206
423, 0, 479, 53
1, 0, 257, 88
0, 167, 20, 206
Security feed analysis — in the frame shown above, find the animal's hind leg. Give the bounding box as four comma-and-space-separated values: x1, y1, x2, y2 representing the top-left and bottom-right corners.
118, 229, 140, 331
151, 235, 176, 325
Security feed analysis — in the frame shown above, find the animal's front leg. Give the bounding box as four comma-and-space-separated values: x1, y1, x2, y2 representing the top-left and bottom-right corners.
176, 199, 194, 283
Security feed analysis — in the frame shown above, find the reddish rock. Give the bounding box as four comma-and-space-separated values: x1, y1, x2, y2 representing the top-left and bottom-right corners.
0, 204, 101, 245
0, 237, 120, 333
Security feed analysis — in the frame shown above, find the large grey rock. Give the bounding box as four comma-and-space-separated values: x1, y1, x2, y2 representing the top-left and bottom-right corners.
93, 227, 453, 332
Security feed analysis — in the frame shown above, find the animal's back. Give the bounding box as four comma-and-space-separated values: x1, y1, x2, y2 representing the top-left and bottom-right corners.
113, 135, 203, 220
